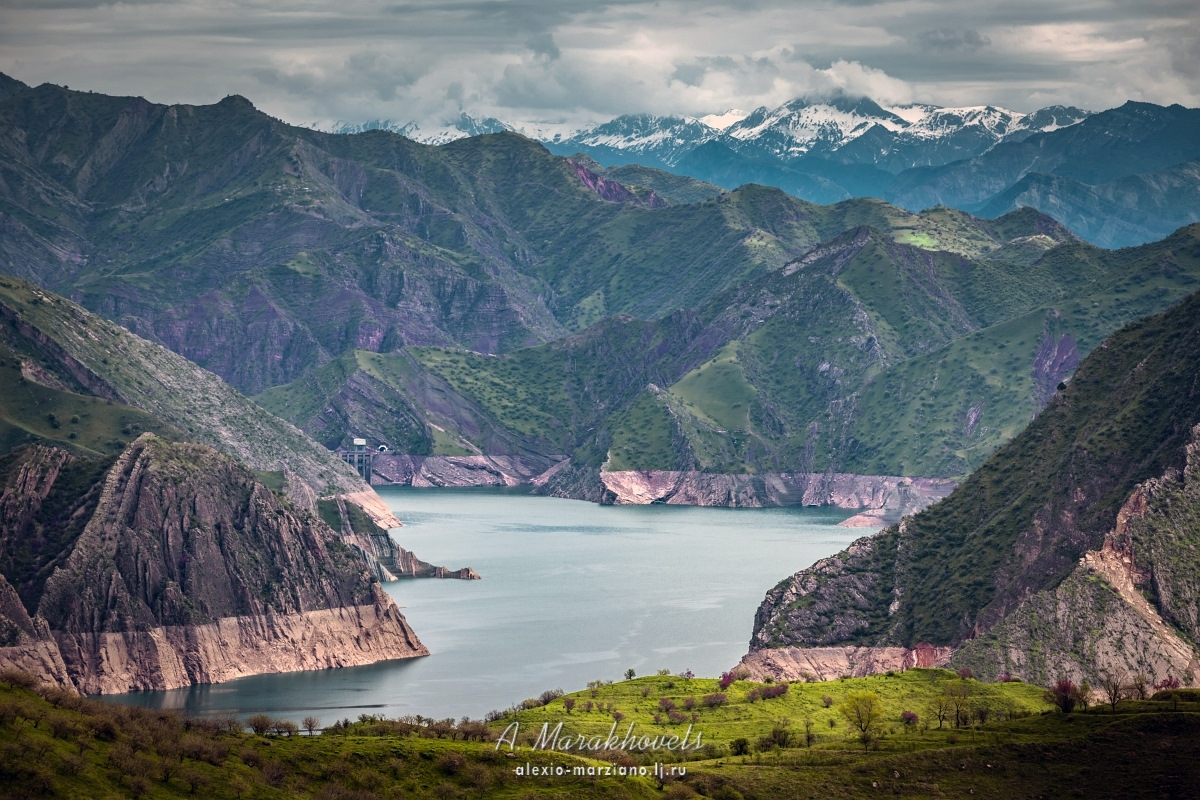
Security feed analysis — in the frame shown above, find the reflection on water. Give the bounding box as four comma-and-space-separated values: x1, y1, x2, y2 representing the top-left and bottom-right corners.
103, 489, 864, 722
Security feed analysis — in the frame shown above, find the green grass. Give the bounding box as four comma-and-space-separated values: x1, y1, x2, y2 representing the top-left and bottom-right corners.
669, 342, 757, 431
606, 391, 681, 471
504, 670, 1049, 747
0, 343, 177, 457
412, 347, 573, 447
3, 671, 1199, 799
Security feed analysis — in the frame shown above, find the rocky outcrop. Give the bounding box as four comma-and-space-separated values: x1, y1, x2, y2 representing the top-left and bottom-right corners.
393, 547, 480, 580
737, 642, 953, 682
0, 575, 72, 687
2, 435, 427, 693
598, 470, 956, 511
952, 425, 1200, 685
372, 454, 564, 489
53, 602, 424, 695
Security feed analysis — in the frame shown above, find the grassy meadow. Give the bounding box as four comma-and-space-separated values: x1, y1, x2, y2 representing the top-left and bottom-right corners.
3, 668, 1198, 799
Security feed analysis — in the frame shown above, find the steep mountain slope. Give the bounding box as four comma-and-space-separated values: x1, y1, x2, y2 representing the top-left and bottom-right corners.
976, 160, 1200, 249
0, 435, 427, 693
0, 276, 370, 500
886, 102, 1200, 212
743, 290, 1200, 685
260, 221, 1200, 507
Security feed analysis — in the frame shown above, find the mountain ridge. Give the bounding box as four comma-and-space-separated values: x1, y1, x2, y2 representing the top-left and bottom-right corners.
742, 288, 1200, 685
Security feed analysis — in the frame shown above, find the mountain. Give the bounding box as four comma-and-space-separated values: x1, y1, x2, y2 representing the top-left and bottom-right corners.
975, 159, 1200, 249
0, 276, 370, 502
886, 101, 1200, 210
317, 94, 1199, 249
741, 289, 1200, 686
317, 112, 511, 144
5, 77, 1200, 509
0, 435, 427, 693
0, 276, 485, 691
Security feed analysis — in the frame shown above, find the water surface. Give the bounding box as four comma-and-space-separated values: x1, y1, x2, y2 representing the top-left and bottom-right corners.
107, 489, 863, 722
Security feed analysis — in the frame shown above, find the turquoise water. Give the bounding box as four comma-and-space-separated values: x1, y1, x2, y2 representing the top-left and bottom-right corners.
105, 488, 863, 723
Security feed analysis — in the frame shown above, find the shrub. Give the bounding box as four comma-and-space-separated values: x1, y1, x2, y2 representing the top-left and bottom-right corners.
956, 667, 974, 680
563, 697, 576, 713
1045, 677, 1086, 713
901, 710, 919, 728
761, 684, 789, 700
718, 672, 735, 690
683, 697, 696, 711
246, 714, 273, 735
436, 751, 466, 776
658, 698, 677, 712
730, 737, 750, 756
539, 688, 564, 705
1155, 675, 1182, 691
821, 695, 833, 708
745, 688, 761, 703
612, 710, 625, 723
668, 710, 688, 725
703, 693, 727, 708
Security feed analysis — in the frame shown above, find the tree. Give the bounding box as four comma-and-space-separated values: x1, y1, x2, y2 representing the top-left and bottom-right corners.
563, 697, 576, 714
1130, 673, 1150, 700
1045, 677, 1087, 713
624, 668, 636, 681
837, 691, 884, 751
246, 713, 272, 735
302, 716, 320, 735
1099, 669, 1126, 713
946, 681, 972, 728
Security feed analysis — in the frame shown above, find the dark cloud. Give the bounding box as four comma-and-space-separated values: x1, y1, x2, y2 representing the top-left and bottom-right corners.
0, 0, 1195, 127
527, 32, 561, 61
916, 28, 992, 51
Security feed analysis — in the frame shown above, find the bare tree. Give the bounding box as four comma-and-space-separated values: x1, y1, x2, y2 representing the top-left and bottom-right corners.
946, 681, 972, 728
1100, 669, 1127, 713
302, 716, 320, 735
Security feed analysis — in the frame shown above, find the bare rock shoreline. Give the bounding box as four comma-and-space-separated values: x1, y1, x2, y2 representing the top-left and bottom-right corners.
367, 454, 956, 519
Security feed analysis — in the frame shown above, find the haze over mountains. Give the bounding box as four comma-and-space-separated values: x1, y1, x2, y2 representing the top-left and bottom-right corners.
318, 94, 1200, 249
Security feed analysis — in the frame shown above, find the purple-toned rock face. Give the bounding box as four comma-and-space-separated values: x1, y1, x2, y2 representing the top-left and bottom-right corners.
568, 160, 667, 208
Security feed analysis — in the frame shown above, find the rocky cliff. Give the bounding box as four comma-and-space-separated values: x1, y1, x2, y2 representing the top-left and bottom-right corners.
597, 470, 955, 514
744, 290, 1200, 686
1, 435, 427, 693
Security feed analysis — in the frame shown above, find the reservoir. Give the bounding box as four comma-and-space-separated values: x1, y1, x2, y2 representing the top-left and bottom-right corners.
107, 488, 865, 723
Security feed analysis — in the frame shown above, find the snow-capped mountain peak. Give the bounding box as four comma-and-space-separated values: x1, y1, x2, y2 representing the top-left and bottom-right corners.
699, 109, 747, 130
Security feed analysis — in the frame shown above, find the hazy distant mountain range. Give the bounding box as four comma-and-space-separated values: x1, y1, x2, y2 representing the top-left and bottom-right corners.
314, 95, 1200, 248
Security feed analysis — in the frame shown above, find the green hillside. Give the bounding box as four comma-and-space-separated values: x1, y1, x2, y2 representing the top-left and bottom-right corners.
750, 287, 1200, 670
2, 670, 1198, 799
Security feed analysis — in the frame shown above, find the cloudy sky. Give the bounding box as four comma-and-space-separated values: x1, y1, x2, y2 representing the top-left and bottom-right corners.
1, 0, 1197, 129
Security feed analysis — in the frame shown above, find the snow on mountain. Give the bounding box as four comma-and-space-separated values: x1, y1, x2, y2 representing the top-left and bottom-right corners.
722, 96, 911, 158
699, 109, 748, 130
308, 98, 1090, 170
312, 113, 510, 144
560, 114, 721, 164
